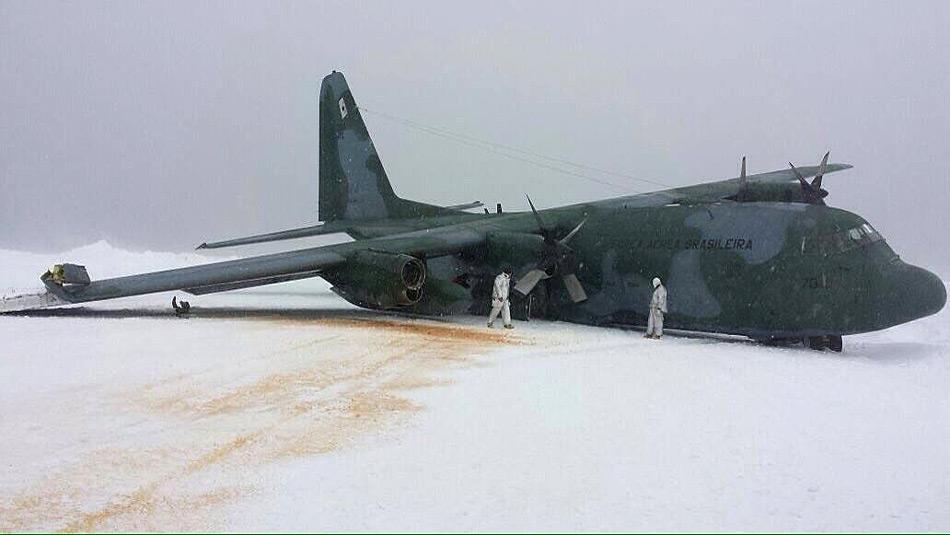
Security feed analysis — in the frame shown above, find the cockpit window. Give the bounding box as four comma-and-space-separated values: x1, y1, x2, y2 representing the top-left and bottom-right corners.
801, 223, 884, 255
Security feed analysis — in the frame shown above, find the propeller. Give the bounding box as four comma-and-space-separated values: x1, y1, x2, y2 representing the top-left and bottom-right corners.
788, 151, 831, 205
514, 195, 589, 303
735, 156, 749, 201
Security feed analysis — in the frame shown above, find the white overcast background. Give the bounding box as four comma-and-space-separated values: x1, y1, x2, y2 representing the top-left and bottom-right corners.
2, 1, 949, 276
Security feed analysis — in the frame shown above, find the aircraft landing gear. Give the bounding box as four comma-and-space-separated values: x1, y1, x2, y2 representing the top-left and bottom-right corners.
758, 335, 843, 352
827, 335, 843, 352
805, 335, 843, 352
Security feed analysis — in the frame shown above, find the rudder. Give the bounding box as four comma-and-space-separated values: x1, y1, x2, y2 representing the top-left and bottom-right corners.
319, 71, 443, 222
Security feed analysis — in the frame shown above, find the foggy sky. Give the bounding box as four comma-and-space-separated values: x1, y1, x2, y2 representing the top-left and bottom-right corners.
2, 1, 949, 277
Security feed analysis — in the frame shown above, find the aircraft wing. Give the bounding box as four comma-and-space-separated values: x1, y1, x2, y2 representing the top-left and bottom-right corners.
443, 200, 484, 211
668, 162, 852, 202
740, 163, 851, 184
2, 226, 486, 312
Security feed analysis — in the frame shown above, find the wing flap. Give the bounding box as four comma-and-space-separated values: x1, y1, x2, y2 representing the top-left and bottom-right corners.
184, 270, 324, 295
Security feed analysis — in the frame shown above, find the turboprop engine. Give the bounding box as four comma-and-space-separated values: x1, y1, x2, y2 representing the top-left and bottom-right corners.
485, 196, 589, 304
325, 250, 427, 309
729, 152, 837, 204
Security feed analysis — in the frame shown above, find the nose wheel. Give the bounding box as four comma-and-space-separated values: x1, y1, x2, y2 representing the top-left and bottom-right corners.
828, 335, 843, 352
806, 335, 843, 352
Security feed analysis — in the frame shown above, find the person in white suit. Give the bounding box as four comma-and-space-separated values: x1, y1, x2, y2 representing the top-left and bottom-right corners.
488, 266, 514, 329
646, 277, 667, 339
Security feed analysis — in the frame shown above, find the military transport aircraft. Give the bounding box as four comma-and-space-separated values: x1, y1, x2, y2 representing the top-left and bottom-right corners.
2, 71, 945, 351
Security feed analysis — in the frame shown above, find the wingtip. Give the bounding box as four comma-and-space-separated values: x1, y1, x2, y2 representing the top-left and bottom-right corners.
196, 243, 207, 250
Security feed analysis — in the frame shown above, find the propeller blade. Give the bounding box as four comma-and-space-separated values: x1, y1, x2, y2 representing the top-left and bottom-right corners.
525, 194, 548, 233
735, 156, 749, 201
562, 273, 588, 303
514, 268, 550, 296
558, 215, 589, 245
790, 160, 827, 204
788, 161, 810, 189
812, 151, 829, 189
789, 160, 821, 200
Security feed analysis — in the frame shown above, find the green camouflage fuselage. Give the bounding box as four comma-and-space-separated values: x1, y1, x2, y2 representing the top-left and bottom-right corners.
313, 70, 944, 337
330, 198, 944, 338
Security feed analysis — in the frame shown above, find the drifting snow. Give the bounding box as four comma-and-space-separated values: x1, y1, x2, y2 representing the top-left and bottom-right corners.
1, 242, 948, 531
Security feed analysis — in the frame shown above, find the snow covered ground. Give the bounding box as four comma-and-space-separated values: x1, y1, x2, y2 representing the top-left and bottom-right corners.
1, 243, 948, 532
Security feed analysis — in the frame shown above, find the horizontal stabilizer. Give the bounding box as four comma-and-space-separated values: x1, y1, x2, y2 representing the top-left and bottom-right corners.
444, 201, 484, 211
196, 221, 352, 249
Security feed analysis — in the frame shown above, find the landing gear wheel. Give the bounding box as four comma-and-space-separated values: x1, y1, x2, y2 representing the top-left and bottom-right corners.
806, 336, 827, 351
828, 335, 843, 353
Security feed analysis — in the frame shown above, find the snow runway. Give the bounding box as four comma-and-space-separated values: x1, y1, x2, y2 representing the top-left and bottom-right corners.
1, 301, 518, 531
1, 244, 948, 531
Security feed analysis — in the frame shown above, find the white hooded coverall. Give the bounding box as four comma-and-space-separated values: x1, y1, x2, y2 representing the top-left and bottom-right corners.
488, 272, 512, 327
647, 282, 668, 337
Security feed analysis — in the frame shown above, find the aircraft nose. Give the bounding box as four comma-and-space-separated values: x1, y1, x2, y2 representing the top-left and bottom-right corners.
881, 262, 947, 324
921, 267, 948, 316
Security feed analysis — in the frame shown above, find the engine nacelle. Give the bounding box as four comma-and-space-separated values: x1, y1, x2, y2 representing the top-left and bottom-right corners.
485, 231, 545, 267
325, 250, 426, 309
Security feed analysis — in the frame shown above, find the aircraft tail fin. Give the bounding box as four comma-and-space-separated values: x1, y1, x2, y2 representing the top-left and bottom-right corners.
319, 71, 446, 222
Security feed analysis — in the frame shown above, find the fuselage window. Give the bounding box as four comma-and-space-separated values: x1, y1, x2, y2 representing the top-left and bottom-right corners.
859, 223, 883, 243
802, 224, 886, 256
